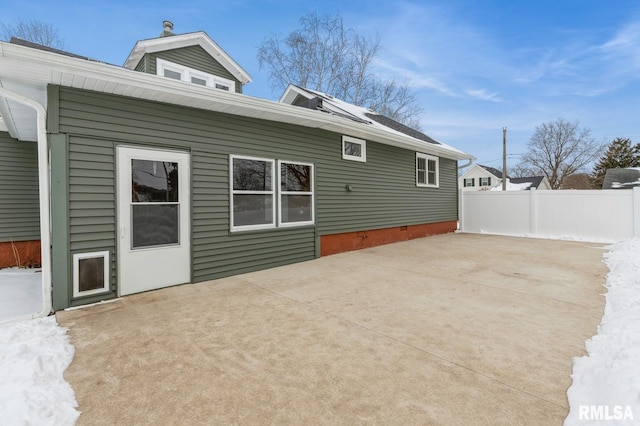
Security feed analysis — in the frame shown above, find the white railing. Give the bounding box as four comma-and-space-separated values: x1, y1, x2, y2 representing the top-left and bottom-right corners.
459, 187, 640, 243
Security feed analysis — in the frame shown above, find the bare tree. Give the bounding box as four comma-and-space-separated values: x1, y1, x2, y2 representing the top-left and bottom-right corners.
1, 19, 65, 49
514, 118, 604, 189
258, 12, 422, 127
509, 163, 535, 178
561, 173, 596, 189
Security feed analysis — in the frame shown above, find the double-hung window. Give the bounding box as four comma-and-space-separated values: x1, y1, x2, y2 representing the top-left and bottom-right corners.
479, 177, 492, 186
230, 156, 275, 231
463, 178, 475, 187
231, 156, 315, 231
416, 153, 439, 187
279, 161, 314, 226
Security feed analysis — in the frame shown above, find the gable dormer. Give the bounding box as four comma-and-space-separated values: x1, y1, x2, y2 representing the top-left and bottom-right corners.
124, 21, 252, 93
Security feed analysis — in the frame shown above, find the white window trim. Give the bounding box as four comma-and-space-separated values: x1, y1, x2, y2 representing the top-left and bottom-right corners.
416, 153, 439, 188
342, 136, 366, 162
157, 58, 236, 93
230, 155, 276, 232
277, 160, 315, 227
72, 251, 110, 298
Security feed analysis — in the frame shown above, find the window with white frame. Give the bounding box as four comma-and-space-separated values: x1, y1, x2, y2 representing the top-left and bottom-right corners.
342, 136, 366, 162
463, 178, 475, 187
230, 156, 275, 231
279, 161, 314, 226
416, 153, 439, 187
157, 58, 236, 92
479, 177, 492, 186
73, 251, 110, 298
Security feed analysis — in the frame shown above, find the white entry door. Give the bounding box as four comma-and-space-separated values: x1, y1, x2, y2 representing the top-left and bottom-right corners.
117, 146, 191, 296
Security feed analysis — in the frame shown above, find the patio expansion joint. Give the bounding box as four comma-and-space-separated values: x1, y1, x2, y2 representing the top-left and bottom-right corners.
244, 279, 566, 411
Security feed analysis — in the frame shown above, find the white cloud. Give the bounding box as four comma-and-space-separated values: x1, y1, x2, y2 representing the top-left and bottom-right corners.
466, 89, 502, 102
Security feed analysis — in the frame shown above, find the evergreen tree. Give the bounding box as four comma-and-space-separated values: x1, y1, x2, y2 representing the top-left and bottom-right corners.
592, 138, 640, 188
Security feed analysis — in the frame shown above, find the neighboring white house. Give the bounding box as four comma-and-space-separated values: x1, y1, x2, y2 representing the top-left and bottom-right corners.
459, 164, 551, 191
459, 164, 503, 191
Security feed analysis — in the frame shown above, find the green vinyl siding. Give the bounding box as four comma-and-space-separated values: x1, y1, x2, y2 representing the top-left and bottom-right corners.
143, 46, 242, 93
316, 146, 458, 234
52, 86, 458, 305
0, 132, 40, 242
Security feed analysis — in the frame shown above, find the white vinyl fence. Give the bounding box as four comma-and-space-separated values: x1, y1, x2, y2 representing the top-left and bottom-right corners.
459, 187, 640, 243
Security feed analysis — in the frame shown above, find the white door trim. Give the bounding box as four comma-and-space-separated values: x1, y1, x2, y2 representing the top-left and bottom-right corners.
117, 146, 191, 296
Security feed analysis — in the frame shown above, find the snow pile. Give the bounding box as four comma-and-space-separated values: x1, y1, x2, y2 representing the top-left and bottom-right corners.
0, 316, 79, 425
565, 239, 640, 425
489, 180, 532, 191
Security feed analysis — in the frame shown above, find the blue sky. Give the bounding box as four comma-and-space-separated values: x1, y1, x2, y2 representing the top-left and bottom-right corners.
3, 0, 640, 168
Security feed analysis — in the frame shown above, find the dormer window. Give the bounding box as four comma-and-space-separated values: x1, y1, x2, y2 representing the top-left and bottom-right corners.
157, 58, 236, 92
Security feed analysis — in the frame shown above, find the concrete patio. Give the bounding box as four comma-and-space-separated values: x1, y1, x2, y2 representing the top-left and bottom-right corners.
57, 233, 608, 425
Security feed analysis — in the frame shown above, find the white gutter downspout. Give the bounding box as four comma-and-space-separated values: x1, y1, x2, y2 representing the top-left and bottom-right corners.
0, 87, 52, 321
458, 158, 473, 170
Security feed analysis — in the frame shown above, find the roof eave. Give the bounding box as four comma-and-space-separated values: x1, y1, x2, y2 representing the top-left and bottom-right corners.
1, 42, 473, 161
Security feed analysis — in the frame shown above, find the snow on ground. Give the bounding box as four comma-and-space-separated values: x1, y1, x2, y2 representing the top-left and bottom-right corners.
0, 268, 43, 323
0, 268, 79, 424
489, 180, 532, 191
565, 238, 640, 425
0, 316, 79, 425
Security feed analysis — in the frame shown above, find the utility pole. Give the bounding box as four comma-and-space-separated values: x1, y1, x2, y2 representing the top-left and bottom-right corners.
502, 127, 507, 191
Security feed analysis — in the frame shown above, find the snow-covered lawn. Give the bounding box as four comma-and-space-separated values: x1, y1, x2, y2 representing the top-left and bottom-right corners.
565, 238, 640, 425
0, 239, 638, 424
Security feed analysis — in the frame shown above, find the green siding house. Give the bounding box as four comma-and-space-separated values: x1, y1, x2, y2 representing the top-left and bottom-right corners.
0, 22, 473, 312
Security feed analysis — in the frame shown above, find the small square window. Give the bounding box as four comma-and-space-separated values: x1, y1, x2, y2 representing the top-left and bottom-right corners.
163, 69, 182, 80
342, 136, 366, 162
191, 76, 208, 86
416, 153, 439, 187
73, 251, 110, 298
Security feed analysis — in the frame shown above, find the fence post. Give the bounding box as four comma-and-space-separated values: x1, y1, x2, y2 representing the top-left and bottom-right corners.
529, 188, 537, 235
634, 187, 640, 238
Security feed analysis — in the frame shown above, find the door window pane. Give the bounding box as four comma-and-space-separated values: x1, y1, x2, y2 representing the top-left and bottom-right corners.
132, 160, 179, 202
132, 204, 179, 248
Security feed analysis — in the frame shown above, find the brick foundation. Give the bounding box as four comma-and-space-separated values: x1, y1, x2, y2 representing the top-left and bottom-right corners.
0, 240, 41, 269
320, 221, 457, 256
